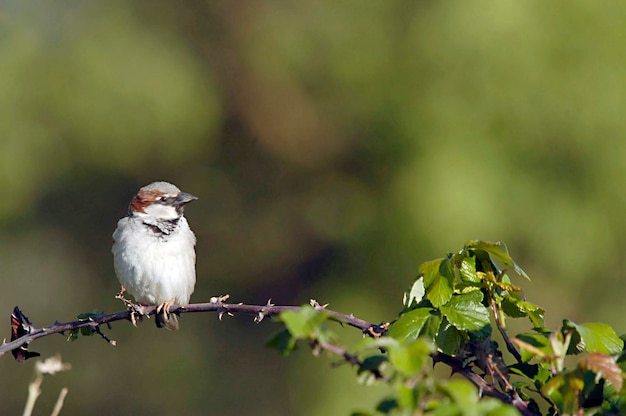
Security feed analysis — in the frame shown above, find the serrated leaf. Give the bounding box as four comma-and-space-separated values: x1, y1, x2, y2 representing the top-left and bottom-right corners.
459, 255, 480, 283
420, 258, 443, 287
279, 305, 329, 339
426, 260, 455, 308
564, 320, 624, 355
435, 318, 463, 355
501, 296, 527, 318
523, 303, 545, 329
464, 240, 530, 280
403, 277, 425, 308
387, 307, 440, 342
501, 296, 545, 328
439, 291, 490, 332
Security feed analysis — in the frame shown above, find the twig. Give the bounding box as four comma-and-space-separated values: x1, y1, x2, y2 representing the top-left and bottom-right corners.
433, 352, 536, 416
315, 340, 389, 382
490, 295, 523, 364
22, 373, 43, 416
50, 387, 68, 416
22, 355, 70, 416
1, 301, 382, 359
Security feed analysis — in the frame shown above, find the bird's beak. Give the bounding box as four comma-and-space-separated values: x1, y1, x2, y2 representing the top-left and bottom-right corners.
175, 192, 198, 205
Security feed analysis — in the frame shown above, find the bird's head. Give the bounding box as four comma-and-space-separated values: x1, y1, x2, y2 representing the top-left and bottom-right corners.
129, 181, 197, 220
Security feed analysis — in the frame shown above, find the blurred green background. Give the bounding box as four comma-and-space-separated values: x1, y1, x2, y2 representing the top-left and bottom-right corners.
1, 1, 625, 414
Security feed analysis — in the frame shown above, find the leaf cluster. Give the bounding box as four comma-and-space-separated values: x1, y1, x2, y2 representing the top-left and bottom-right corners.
271, 241, 626, 415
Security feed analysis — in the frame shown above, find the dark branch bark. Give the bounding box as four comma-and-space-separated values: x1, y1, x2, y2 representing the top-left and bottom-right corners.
1, 300, 381, 359
3, 301, 536, 415
433, 352, 537, 416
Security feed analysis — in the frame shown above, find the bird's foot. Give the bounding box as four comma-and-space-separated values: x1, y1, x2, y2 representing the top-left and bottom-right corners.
155, 301, 179, 330
156, 301, 173, 321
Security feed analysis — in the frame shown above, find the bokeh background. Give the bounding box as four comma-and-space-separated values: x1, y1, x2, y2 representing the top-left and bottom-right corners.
1, 1, 625, 414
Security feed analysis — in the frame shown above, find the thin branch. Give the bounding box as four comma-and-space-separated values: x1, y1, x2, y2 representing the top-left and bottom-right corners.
22, 373, 42, 416
433, 352, 536, 416
314, 340, 389, 382
489, 295, 523, 364
50, 387, 68, 416
1, 300, 383, 359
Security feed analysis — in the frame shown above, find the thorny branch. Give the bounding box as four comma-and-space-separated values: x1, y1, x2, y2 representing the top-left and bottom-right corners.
3, 299, 535, 415
1, 299, 383, 360
433, 353, 535, 416
312, 340, 389, 382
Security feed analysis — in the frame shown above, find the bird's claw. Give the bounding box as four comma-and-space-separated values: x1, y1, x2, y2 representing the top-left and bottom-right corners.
156, 301, 174, 321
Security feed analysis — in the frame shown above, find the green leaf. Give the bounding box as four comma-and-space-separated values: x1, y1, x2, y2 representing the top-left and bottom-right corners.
464, 240, 530, 280
388, 339, 434, 377
396, 383, 418, 410
279, 305, 329, 339
67, 329, 80, 342
440, 291, 491, 332
358, 355, 388, 375
266, 329, 297, 356
403, 277, 425, 309
440, 379, 478, 408
459, 255, 480, 283
435, 318, 463, 355
77, 311, 101, 320
387, 307, 440, 342
426, 259, 455, 307
476, 398, 521, 416
375, 398, 397, 414
501, 295, 545, 328
564, 320, 624, 355
515, 333, 551, 362
517, 363, 551, 386
420, 258, 443, 287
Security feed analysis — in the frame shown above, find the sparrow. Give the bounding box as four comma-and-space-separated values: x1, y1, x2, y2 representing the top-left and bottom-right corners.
112, 181, 197, 330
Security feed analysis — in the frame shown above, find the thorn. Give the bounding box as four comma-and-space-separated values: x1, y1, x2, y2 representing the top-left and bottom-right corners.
210, 294, 230, 303
255, 311, 265, 323
210, 295, 233, 321
310, 299, 329, 310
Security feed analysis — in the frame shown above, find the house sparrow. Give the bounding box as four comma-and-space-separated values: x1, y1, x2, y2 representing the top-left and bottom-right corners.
112, 181, 197, 330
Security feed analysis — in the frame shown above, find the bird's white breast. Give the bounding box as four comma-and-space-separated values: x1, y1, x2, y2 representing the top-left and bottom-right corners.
112, 216, 196, 305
